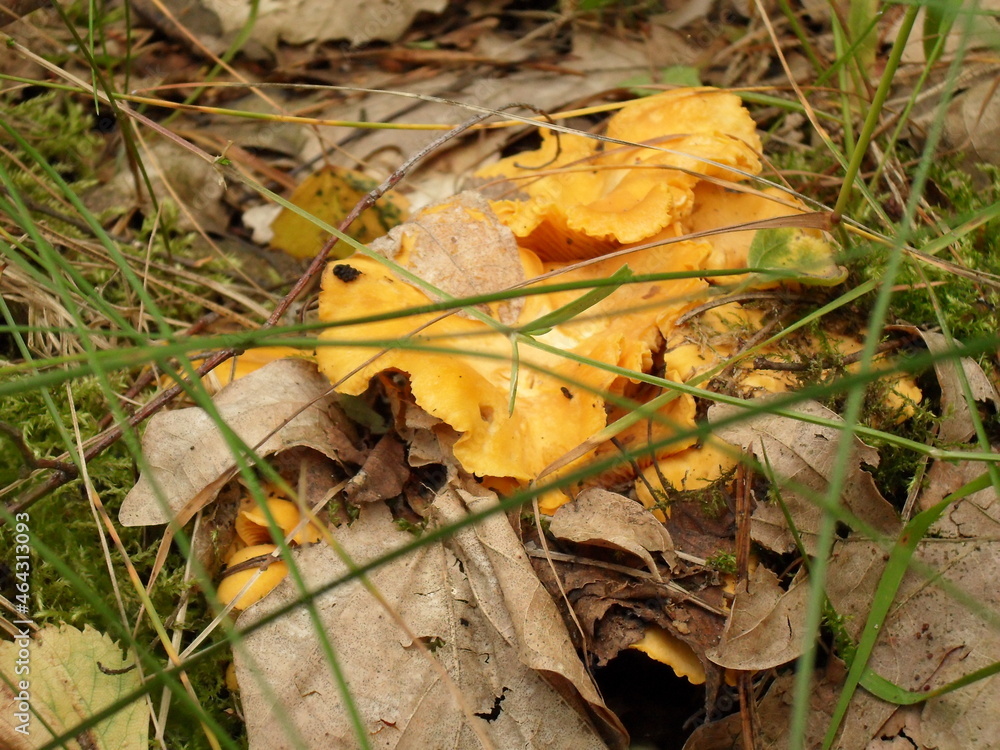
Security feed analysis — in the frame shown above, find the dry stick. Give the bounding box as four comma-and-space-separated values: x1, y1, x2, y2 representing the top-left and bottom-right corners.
0, 421, 77, 475
675, 291, 802, 327
733, 463, 761, 749
752, 338, 904, 371
1, 108, 526, 519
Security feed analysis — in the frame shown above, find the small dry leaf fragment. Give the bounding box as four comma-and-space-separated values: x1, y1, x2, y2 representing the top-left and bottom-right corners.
121, 359, 341, 528
549, 488, 675, 578
217, 544, 288, 611
367, 190, 526, 324
342, 433, 409, 504
709, 399, 901, 555
914, 328, 1000, 443
706, 566, 808, 671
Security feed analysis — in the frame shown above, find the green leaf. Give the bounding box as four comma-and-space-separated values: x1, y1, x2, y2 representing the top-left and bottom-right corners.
747, 227, 847, 286
923, 0, 960, 66
619, 66, 702, 96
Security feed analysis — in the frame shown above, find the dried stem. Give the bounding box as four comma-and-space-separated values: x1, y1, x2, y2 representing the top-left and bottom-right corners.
753, 338, 904, 371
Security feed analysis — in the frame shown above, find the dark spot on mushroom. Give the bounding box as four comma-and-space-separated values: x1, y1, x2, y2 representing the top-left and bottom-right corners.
333, 264, 361, 282
560, 386, 573, 399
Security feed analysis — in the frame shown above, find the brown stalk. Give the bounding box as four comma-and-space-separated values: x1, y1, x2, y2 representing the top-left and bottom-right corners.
752, 338, 904, 371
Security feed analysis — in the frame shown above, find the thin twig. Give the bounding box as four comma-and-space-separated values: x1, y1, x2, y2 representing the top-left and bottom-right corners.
522, 545, 727, 617
753, 338, 904, 371
675, 292, 802, 327
0, 422, 77, 475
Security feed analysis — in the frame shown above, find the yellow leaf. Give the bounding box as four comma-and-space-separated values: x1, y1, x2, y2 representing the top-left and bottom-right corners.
0, 624, 146, 750
270, 166, 408, 260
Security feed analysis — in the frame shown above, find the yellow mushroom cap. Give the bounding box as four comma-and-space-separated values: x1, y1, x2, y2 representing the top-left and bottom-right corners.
629, 625, 706, 685
236, 496, 322, 546
217, 544, 288, 611
475, 88, 763, 262
635, 438, 740, 521
225, 662, 239, 692
316, 233, 710, 484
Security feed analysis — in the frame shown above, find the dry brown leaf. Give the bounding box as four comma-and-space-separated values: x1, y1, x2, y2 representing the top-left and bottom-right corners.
120, 359, 340, 527
196, 0, 446, 49
709, 399, 901, 555
826, 453, 1000, 750
343, 434, 409, 504
234, 486, 627, 750
85, 139, 228, 234
916, 330, 1000, 444
683, 657, 847, 750
531, 556, 728, 678
368, 191, 526, 324
944, 77, 1000, 175
549, 488, 676, 579
706, 566, 808, 672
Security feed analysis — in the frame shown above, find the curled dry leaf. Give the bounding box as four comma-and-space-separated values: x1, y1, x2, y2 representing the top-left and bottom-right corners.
909, 328, 1000, 443
706, 566, 808, 671
549, 488, 676, 579
683, 657, 847, 750
708, 399, 901, 555
342, 433, 409, 504
120, 359, 341, 527
234, 486, 627, 750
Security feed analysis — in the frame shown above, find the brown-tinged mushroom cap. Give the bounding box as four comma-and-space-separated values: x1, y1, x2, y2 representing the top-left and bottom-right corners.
217, 544, 288, 611
315, 210, 712, 483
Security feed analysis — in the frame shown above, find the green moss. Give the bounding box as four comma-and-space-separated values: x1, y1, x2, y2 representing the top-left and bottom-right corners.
706, 551, 737, 574
1, 91, 103, 199
823, 600, 857, 664
0, 369, 243, 747
848, 161, 1000, 347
